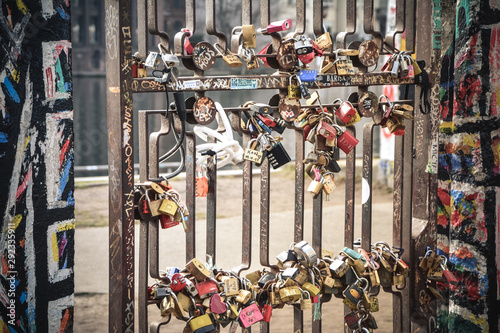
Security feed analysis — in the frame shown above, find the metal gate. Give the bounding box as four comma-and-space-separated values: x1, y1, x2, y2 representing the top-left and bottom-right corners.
104, 0, 438, 332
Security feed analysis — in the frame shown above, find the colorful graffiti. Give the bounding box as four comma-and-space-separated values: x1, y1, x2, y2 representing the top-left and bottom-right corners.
438, 0, 500, 331
0, 1, 73, 332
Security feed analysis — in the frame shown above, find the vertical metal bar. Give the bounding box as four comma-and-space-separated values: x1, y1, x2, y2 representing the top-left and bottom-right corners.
385, 0, 406, 51
206, 0, 228, 48
138, 111, 149, 333
105, 0, 135, 331
361, 122, 375, 251
242, 0, 252, 25
335, 0, 356, 49
185, 132, 196, 261
206, 144, 217, 261
312, 192, 322, 333
294, 129, 305, 242
147, 0, 170, 51
174, 0, 196, 55
405, 0, 416, 53
295, 0, 306, 35
241, 134, 253, 271
260, 159, 271, 267
260, 0, 281, 51
344, 127, 356, 249
393, 135, 404, 333
294, 128, 304, 333
137, 0, 148, 59
362, 0, 383, 50
313, 0, 324, 36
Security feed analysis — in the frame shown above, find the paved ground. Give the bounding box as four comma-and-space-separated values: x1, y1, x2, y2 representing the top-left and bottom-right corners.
74, 202, 397, 332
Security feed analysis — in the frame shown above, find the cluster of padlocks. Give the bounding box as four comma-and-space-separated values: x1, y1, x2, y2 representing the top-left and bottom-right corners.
148, 240, 409, 332
418, 248, 459, 302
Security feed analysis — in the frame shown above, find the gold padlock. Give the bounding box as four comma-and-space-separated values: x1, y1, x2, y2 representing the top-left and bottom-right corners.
300, 291, 312, 310
301, 282, 320, 297
245, 270, 262, 285
393, 273, 406, 286
323, 276, 335, 288
346, 110, 362, 126
224, 278, 240, 296
214, 43, 242, 68
279, 286, 302, 303
369, 268, 381, 288
307, 180, 324, 197
235, 289, 252, 304
177, 292, 193, 312
323, 174, 337, 194
160, 295, 176, 316
159, 199, 179, 216
288, 75, 301, 99
369, 295, 379, 312
242, 25, 256, 48
185, 258, 210, 281
246, 55, 260, 70
314, 32, 332, 50
321, 57, 337, 74
294, 269, 309, 285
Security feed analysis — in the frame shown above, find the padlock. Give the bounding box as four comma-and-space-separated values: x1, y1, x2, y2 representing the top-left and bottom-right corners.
223, 277, 240, 296
249, 103, 272, 115
245, 270, 262, 285
195, 167, 209, 198
323, 173, 337, 194
195, 279, 219, 299
317, 120, 336, 140
236, 289, 252, 304
160, 214, 180, 229
152, 286, 168, 299
246, 54, 260, 70
301, 282, 320, 298
344, 311, 360, 330
296, 75, 311, 99
337, 128, 359, 155
334, 54, 355, 75
185, 258, 210, 281
308, 179, 323, 198
145, 51, 161, 68
159, 198, 179, 216
365, 313, 378, 329
314, 32, 332, 51
258, 19, 292, 34
243, 139, 264, 164
345, 110, 361, 126
369, 295, 380, 312
392, 272, 406, 286
239, 303, 264, 328
268, 284, 282, 306
427, 285, 445, 302
330, 259, 349, 278
321, 56, 336, 74
298, 69, 318, 82
282, 267, 299, 280
300, 290, 312, 310
294, 269, 310, 285
184, 278, 199, 297
258, 272, 276, 288
323, 276, 335, 288
187, 305, 216, 333
342, 281, 365, 309
242, 24, 257, 48
412, 58, 422, 75
294, 36, 314, 56
335, 100, 357, 125
439, 255, 459, 288
279, 285, 302, 303
368, 265, 381, 288
214, 43, 242, 68
209, 293, 227, 314
277, 38, 298, 69
288, 75, 301, 99
381, 53, 396, 72
391, 54, 400, 78
160, 294, 177, 316
400, 53, 409, 77
145, 190, 163, 217
171, 273, 188, 292
261, 303, 273, 322
267, 141, 291, 169
294, 240, 318, 268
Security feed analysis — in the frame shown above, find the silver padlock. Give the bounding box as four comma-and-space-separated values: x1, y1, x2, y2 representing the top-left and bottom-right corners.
329, 259, 349, 277
294, 241, 318, 268
184, 278, 198, 297
282, 267, 300, 280
161, 53, 180, 67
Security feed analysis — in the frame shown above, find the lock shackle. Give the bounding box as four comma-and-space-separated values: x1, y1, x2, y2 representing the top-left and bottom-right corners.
378, 94, 394, 109
300, 289, 311, 299
423, 249, 434, 258
357, 277, 369, 292
438, 255, 448, 267
188, 304, 204, 318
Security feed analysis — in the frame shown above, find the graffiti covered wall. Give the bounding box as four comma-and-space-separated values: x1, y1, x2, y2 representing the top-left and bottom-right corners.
0, 1, 74, 332
438, 0, 500, 331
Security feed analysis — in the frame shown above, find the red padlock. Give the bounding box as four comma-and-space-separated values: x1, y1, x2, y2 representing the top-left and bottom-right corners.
195, 279, 219, 299
258, 43, 272, 67
337, 129, 359, 155
261, 304, 273, 322
335, 100, 357, 125
160, 214, 180, 229
316, 120, 337, 141
311, 294, 320, 303
170, 273, 187, 292
298, 51, 315, 64
303, 124, 312, 141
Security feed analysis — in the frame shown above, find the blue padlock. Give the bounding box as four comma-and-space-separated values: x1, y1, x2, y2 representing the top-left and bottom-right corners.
298, 69, 318, 82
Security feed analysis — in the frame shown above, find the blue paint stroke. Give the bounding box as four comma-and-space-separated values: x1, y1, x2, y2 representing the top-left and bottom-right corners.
65, 82, 72, 92
0, 132, 8, 143
439, 154, 449, 169
450, 253, 478, 271
56, 6, 70, 20
67, 190, 75, 206
450, 189, 476, 213
479, 274, 488, 296
58, 154, 73, 200
20, 290, 27, 303
3, 77, 20, 103
450, 154, 462, 171
9, 327, 17, 333
0, 152, 5, 158
440, 81, 454, 89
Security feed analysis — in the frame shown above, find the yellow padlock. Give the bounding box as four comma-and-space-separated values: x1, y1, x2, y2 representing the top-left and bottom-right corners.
242, 25, 256, 48
301, 282, 320, 297
279, 286, 302, 302
159, 199, 178, 216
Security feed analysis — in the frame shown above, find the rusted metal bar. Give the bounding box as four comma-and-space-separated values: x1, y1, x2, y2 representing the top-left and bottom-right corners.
313, 0, 325, 36
259, 0, 281, 51
137, 0, 148, 59
132, 74, 415, 93
294, 305, 304, 333
405, 0, 416, 53
239, 134, 253, 273
242, 0, 252, 25
385, 0, 406, 51
312, 190, 323, 333
260, 159, 271, 267
362, 0, 383, 50
336, 0, 356, 49
185, 132, 196, 261
147, 0, 170, 52
393, 135, 404, 332
105, 0, 135, 331
295, 0, 306, 35
361, 122, 375, 251
206, 144, 217, 261
294, 128, 305, 242
344, 127, 356, 249
206, 0, 228, 49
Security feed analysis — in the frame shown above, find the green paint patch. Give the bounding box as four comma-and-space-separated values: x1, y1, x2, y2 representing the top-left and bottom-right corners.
449, 314, 483, 333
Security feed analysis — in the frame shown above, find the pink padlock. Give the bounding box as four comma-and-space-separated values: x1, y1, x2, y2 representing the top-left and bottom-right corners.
258, 19, 292, 34
195, 279, 219, 299
337, 129, 359, 155
239, 303, 264, 328
209, 293, 227, 314
317, 120, 337, 141
335, 100, 357, 125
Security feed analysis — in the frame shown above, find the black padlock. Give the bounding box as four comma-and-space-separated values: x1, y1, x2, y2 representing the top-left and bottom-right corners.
325, 158, 341, 173
258, 272, 276, 288
296, 75, 311, 99
267, 142, 291, 169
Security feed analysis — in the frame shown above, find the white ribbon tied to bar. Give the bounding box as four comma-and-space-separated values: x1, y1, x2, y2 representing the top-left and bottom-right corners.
193, 102, 244, 168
